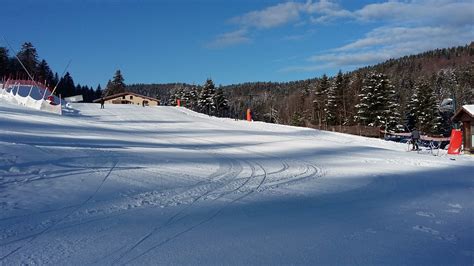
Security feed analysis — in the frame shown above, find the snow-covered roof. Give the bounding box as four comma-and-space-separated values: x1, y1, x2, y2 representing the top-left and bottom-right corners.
463, 105, 474, 116
453, 104, 474, 120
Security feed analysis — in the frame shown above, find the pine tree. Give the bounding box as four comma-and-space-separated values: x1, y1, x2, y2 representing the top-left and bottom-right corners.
324, 79, 337, 125
213, 88, 229, 117
198, 79, 216, 115
171, 87, 187, 106
95, 84, 103, 100
37, 60, 54, 86
333, 70, 346, 125
181, 89, 192, 108
56, 72, 75, 97
53, 73, 59, 88
16, 42, 39, 75
405, 84, 420, 131
104, 70, 126, 96
290, 111, 304, 127
103, 80, 112, 97
377, 74, 402, 132
189, 86, 199, 110
0, 47, 9, 79
355, 72, 378, 126
313, 74, 329, 126
417, 79, 442, 134
355, 72, 402, 131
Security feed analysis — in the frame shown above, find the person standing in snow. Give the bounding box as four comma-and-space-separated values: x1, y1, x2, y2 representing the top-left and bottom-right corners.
411, 128, 420, 151
100, 98, 105, 109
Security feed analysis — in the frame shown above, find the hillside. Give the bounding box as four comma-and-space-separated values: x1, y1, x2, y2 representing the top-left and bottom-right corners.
1, 100, 473, 264
222, 42, 474, 127
127, 43, 473, 132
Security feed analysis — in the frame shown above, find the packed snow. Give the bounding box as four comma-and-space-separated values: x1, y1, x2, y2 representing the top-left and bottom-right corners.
0, 100, 473, 265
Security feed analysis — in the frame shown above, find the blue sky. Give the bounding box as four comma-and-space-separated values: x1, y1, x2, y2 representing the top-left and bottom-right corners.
1, 0, 473, 88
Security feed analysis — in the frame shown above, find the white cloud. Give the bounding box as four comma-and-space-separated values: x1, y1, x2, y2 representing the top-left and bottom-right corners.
230, 2, 303, 29
304, 0, 353, 23
334, 26, 462, 51
299, 0, 474, 27
209, 0, 345, 49
227, 0, 350, 29
284, 23, 473, 73
207, 29, 251, 48
309, 51, 391, 66
210, 0, 473, 57
279, 0, 474, 72
352, 0, 474, 26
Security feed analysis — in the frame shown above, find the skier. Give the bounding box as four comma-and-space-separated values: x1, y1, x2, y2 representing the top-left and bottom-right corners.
100, 98, 105, 109
411, 127, 420, 151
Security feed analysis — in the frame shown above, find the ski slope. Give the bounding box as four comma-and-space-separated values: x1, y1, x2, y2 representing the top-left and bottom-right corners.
0, 101, 473, 265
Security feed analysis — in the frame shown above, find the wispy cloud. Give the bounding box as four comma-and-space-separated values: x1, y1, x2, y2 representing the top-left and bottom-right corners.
207, 29, 251, 49
283, 24, 472, 72
229, 2, 302, 29
352, 0, 473, 26
227, 0, 349, 28
209, 0, 473, 75
304, 0, 353, 23
208, 0, 343, 48
280, 0, 474, 72
334, 26, 470, 52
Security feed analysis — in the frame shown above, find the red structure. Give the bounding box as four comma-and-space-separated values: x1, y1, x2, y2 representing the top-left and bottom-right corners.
447, 129, 462, 155
246, 109, 252, 121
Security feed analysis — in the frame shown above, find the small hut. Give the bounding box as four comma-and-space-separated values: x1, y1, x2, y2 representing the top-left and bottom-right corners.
452, 104, 474, 154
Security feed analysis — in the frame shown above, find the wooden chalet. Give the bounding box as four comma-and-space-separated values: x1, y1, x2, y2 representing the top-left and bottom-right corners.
452, 104, 474, 154
94, 92, 160, 106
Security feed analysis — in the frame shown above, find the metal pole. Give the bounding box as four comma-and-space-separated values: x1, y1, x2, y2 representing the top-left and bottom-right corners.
27, 85, 34, 97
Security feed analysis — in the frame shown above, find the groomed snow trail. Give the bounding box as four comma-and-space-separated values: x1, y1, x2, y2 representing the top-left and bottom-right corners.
0, 102, 473, 265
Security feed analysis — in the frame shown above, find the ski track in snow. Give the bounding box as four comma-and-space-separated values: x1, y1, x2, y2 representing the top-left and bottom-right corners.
0, 103, 325, 264
0, 158, 118, 260
0, 101, 473, 265
109, 139, 323, 264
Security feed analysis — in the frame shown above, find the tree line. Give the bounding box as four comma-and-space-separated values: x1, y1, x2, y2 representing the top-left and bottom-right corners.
0, 42, 102, 102
221, 42, 474, 136
168, 79, 230, 117
126, 43, 472, 136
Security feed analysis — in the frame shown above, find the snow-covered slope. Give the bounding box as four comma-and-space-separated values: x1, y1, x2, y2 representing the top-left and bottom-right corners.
0, 101, 473, 265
